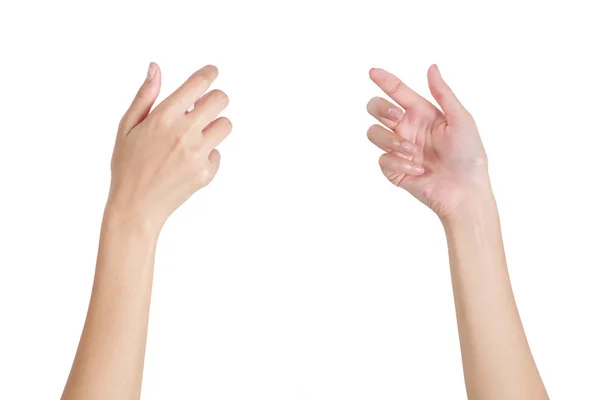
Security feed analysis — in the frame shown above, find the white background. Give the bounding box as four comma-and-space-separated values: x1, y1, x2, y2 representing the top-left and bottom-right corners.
1, 1, 599, 399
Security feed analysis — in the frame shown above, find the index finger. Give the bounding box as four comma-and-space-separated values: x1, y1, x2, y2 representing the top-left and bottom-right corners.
369, 68, 425, 110
159, 65, 219, 113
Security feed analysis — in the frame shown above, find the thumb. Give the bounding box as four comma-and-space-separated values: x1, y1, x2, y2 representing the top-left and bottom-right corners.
119, 62, 162, 134
427, 64, 469, 121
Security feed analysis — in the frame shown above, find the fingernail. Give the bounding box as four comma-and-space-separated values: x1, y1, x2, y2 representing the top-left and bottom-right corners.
400, 141, 418, 155
412, 165, 425, 175
146, 63, 156, 81
370, 68, 382, 77
387, 107, 403, 121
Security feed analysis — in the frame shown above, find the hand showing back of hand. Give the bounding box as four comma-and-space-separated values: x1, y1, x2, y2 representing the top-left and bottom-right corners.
59, 61, 550, 400
108, 63, 232, 229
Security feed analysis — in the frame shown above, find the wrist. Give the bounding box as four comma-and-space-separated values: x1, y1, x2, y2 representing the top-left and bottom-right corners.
439, 184, 498, 229
102, 202, 164, 240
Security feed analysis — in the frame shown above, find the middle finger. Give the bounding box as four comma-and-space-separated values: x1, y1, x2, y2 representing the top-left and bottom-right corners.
367, 125, 419, 156
367, 96, 404, 131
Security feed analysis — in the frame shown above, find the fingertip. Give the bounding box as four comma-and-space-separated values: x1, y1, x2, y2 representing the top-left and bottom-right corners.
427, 63, 440, 80
144, 63, 162, 98
146, 63, 155, 81
222, 116, 233, 131
188, 64, 218, 85
366, 123, 380, 137
369, 67, 383, 80
203, 64, 219, 78
212, 89, 229, 106
378, 152, 391, 168
366, 97, 376, 113
120, 62, 161, 133
146, 62, 161, 82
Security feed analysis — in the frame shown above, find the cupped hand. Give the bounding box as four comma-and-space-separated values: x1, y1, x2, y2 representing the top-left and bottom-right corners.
107, 63, 231, 228
366, 65, 491, 219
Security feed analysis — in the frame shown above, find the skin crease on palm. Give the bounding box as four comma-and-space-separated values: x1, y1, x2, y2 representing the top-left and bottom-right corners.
367, 65, 490, 219
61, 62, 549, 400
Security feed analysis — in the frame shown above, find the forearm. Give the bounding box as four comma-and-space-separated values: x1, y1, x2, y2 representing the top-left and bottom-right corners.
62, 209, 160, 400
442, 190, 548, 400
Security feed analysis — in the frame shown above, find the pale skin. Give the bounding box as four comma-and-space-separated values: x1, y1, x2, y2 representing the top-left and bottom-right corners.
61, 63, 232, 400
367, 65, 549, 399
61, 62, 548, 400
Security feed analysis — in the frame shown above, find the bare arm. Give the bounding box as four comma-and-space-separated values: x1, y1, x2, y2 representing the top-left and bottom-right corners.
62, 62, 232, 400
366, 65, 548, 399
442, 190, 547, 399
61, 213, 159, 399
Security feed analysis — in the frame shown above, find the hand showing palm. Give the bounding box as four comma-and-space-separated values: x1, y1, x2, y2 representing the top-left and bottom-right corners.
366, 65, 491, 219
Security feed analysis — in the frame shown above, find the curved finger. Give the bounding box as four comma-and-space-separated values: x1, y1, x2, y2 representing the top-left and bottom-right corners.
159, 65, 218, 113
200, 117, 232, 152
366, 97, 404, 131
207, 149, 221, 177
187, 90, 211, 113
367, 125, 419, 156
379, 153, 425, 177
209, 148, 221, 166
193, 149, 221, 189
187, 89, 229, 130
369, 68, 426, 110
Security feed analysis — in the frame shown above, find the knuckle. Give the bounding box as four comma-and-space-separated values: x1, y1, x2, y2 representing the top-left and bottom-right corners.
197, 133, 208, 148
175, 133, 195, 154
118, 117, 129, 132
185, 146, 198, 161
388, 80, 404, 96
182, 149, 200, 176
198, 167, 212, 181
194, 165, 213, 186
153, 111, 174, 129
192, 76, 210, 91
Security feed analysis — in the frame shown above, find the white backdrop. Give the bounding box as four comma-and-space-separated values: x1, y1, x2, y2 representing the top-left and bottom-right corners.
1, 1, 599, 399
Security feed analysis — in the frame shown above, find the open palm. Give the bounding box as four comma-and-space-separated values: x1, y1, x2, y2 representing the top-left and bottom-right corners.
366, 65, 491, 219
